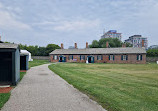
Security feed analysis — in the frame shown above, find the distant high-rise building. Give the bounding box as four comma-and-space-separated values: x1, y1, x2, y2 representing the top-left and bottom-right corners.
125, 35, 148, 49
101, 30, 122, 41
148, 45, 158, 49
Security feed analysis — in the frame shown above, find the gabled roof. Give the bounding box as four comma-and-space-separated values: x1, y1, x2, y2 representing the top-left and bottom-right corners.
50, 47, 146, 55
0, 43, 19, 49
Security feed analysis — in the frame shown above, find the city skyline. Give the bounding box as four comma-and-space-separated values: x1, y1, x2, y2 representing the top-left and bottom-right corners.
0, 0, 158, 48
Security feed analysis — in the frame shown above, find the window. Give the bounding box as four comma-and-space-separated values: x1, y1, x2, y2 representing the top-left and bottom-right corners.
137, 54, 142, 60
69, 55, 73, 60
54, 55, 57, 60
80, 55, 85, 60
97, 55, 102, 60
109, 55, 114, 60
121, 55, 128, 60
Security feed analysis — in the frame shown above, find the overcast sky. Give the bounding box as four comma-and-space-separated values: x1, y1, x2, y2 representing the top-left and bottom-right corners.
0, 0, 158, 48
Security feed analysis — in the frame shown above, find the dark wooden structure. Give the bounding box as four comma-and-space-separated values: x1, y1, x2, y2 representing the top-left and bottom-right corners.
0, 43, 20, 85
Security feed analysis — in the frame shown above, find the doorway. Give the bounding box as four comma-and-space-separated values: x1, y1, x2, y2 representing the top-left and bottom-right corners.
0, 52, 12, 84
87, 56, 94, 63
20, 56, 26, 70
59, 56, 66, 62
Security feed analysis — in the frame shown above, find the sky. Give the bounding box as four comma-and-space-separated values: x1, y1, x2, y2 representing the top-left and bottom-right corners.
0, 0, 158, 48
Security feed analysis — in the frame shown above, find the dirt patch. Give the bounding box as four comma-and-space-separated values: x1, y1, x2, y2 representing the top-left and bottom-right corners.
0, 87, 13, 93
20, 70, 27, 72
38, 73, 49, 76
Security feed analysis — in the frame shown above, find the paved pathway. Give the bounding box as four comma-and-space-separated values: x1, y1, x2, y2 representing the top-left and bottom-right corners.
1, 64, 106, 111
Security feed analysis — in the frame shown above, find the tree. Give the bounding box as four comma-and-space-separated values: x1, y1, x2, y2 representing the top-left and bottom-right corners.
37, 47, 47, 56
89, 38, 133, 48
89, 40, 99, 48
46, 44, 60, 56
125, 42, 133, 47
147, 48, 158, 57
90, 38, 123, 48
19, 43, 60, 56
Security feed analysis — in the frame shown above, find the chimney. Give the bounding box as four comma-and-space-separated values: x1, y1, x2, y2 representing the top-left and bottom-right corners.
75, 43, 77, 49
86, 42, 88, 48
106, 42, 109, 48
61, 43, 63, 49
142, 40, 145, 47
122, 43, 126, 48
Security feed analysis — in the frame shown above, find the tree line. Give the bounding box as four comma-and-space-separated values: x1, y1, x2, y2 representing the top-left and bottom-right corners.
19, 44, 60, 56
89, 38, 132, 48
89, 38, 158, 57
147, 49, 158, 57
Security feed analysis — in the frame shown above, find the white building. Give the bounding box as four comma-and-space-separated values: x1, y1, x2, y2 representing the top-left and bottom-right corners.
101, 30, 122, 41
125, 35, 148, 49
20, 50, 33, 61
148, 45, 158, 49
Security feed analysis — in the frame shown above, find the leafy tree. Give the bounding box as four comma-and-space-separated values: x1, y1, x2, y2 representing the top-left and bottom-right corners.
46, 44, 60, 56
19, 43, 60, 56
89, 38, 132, 48
147, 48, 158, 57
37, 47, 47, 56
125, 42, 133, 47
89, 40, 99, 48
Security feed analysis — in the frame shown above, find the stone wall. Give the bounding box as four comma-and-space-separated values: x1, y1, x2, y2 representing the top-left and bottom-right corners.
146, 57, 158, 62
32, 56, 49, 60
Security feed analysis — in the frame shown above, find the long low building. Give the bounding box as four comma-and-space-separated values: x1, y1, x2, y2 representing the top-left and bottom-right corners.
50, 43, 146, 64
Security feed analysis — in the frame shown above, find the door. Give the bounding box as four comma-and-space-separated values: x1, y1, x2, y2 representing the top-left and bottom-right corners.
59, 56, 62, 62
20, 56, 26, 70
64, 57, 66, 62
87, 56, 94, 63
91, 56, 94, 63
0, 52, 12, 84
88, 57, 91, 63
59, 56, 66, 62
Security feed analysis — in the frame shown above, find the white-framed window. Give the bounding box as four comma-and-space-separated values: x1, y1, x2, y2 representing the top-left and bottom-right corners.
80, 55, 85, 60
69, 55, 73, 60
109, 55, 114, 60
97, 55, 102, 60
137, 54, 142, 60
54, 55, 57, 60
123, 55, 127, 60
122, 55, 128, 61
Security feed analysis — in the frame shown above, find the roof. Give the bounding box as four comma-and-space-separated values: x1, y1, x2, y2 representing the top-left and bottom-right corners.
50, 47, 146, 55
20, 50, 30, 56
0, 43, 19, 49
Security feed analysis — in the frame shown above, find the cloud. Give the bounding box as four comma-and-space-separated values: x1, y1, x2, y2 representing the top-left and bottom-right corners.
54, 20, 100, 31
0, 2, 31, 30
32, 19, 100, 31
0, 0, 158, 48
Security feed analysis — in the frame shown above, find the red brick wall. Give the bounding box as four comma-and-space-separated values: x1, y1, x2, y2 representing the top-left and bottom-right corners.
50, 54, 146, 64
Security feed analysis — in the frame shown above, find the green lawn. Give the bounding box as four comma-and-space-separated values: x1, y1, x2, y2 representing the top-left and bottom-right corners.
0, 93, 10, 109
29, 59, 49, 68
49, 63, 158, 111
0, 59, 49, 109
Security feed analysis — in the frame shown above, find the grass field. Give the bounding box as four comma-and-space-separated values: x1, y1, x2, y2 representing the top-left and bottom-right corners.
49, 63, 158, 111
0, 93, 10, 109
29, 59, 49, 68
0, 59, 49, 109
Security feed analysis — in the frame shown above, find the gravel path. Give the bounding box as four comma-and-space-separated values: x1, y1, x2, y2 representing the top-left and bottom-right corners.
1, 64, 106, 111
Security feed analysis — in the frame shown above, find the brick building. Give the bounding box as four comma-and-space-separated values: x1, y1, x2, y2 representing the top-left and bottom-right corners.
50, 43, 146, 64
